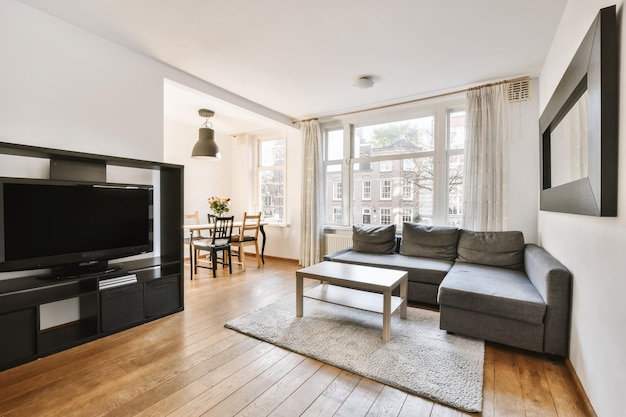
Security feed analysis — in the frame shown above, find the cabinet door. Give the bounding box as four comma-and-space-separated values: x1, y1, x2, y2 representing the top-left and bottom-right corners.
144, 276, 181, 318
0, 308, 37, 368
100, 284, 144, 332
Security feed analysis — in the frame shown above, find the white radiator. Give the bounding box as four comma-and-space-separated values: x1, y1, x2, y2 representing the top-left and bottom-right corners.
324, 234, 352, 254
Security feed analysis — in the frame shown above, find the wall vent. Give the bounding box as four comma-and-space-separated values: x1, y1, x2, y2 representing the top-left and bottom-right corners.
508, 79, 531, 102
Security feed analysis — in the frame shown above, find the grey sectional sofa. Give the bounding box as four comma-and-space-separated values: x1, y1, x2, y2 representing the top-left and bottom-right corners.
324, 223, 571, 356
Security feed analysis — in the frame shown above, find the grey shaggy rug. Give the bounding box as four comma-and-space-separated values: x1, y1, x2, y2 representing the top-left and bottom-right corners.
225, 293, 484, 412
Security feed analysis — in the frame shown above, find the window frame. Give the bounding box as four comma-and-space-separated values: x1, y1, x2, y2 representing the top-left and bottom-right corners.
321, 96, 465, 228
255, 133, 287, 224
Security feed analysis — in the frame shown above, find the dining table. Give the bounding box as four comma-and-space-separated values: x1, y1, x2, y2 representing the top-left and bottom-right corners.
183, 221, 268, 277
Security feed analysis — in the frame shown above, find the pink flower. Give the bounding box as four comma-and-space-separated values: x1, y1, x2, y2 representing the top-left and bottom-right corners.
208, 196, 230, 214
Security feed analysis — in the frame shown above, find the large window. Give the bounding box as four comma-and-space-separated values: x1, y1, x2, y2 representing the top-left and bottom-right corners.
323, 101, 465, 228
257, 138, 286, 224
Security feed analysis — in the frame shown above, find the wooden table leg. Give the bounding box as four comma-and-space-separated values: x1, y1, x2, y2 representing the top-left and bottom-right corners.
400, 275, 407, 319
189, 239, 194, 280
296, 273, 303, 317
382, 289, 391, 341
259, 225, 266, 264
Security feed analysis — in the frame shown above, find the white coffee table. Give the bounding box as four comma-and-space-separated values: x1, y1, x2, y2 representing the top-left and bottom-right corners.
296, 261, 408, 341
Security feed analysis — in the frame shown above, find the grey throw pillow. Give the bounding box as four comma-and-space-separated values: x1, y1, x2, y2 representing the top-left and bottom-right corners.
399, 223, 459, 261
456, 230, 525, 270
352, 225, 396, 254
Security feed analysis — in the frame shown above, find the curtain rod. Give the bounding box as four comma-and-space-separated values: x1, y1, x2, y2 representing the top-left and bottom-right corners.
293, 75, 530, 124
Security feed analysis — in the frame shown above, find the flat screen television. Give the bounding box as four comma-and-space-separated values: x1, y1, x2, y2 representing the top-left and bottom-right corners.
0, 178, 154, 278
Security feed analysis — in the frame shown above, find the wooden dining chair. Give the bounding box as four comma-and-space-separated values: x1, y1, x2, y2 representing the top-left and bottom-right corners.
230, 211, 262, 271
192, 216, 234, 278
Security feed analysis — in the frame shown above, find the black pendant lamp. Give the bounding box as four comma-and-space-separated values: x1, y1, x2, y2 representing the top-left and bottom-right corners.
191, 109, 221, 160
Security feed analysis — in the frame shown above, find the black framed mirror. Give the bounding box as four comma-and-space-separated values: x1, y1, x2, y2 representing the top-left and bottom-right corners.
539, 5, 618, 216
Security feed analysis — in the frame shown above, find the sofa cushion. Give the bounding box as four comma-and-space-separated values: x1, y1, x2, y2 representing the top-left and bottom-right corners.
400, 223, 459, 261
330, 251, 452, 285
352, 224, 396, 254
438, 262, 546, 324
456, 230, 525, 270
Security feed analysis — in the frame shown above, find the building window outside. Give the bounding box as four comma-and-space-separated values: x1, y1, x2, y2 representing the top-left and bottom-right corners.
257, 137, 285, 224
362, 208, 371, 224
332, 181, 342, 201
362, 180, 371, 200
380, 208, 392, 224
380, 179, 392, 200
332, 207, 342, 224
402, 181, 413, 201
380, 160, 392, 172
402, 208, 413, 223
322, 100, 464, 228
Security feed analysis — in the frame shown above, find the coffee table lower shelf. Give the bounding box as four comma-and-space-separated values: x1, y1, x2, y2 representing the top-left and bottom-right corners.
305, 284, 405, 315
296, 261, 408, 341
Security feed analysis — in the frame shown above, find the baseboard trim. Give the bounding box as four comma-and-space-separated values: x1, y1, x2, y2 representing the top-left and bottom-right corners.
262, 255, 299, 263
565, 359, 597, 417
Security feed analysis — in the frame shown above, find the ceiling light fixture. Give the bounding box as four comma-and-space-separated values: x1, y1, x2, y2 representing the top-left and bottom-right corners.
353, 75, 375, 89
191, 109, 221, 160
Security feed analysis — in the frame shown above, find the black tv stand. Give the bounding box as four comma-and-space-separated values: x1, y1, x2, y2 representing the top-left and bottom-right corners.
0, 142, 184, 372
49, 261, 122, 280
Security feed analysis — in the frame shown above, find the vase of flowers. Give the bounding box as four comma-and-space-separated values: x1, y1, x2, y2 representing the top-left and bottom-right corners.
208, 196, 231, 216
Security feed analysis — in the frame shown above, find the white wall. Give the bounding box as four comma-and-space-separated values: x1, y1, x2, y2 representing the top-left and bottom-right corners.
0, 0, 164, 161
539, 1, 626, 416
508, 79, 540, 243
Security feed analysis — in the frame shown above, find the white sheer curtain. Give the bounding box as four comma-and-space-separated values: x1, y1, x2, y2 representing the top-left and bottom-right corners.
299, 120, 323, 266
462, 83, 510, 231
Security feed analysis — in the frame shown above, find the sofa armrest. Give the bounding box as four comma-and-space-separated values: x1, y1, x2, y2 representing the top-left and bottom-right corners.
323, 248, 352, 261
524, 244, 571, 356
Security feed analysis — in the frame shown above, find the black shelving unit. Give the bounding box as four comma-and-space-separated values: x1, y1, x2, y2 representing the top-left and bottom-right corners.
0, 142, 184, 371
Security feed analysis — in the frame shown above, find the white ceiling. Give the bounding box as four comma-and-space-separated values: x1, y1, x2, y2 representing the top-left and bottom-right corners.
18, 0, 567, 131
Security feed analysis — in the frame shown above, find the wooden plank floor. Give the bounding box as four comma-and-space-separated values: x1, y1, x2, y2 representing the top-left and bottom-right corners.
0, 258, 592, 416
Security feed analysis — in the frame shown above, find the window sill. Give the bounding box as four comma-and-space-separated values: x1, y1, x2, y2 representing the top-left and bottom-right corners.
264, 223, 290, 228
324, 226, 352, 233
